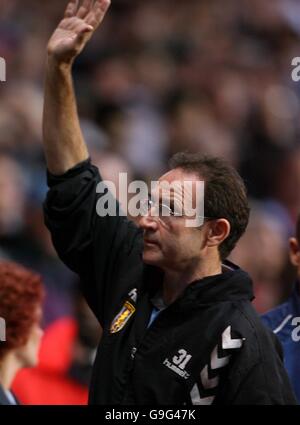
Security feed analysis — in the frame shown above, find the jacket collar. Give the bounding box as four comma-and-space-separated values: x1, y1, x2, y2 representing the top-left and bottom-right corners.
143, 260, 254, 310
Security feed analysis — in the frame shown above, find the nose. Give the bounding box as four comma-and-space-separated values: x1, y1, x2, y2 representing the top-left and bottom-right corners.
138, 214, 159, 231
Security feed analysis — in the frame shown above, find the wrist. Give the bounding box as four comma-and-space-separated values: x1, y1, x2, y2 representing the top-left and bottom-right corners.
46, 54, 74, 73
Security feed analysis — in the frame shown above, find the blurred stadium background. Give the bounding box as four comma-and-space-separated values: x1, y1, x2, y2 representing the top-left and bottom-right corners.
1, 0, 300, 403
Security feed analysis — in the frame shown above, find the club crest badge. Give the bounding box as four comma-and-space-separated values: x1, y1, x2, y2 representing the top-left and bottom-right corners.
110, 301, 136, 334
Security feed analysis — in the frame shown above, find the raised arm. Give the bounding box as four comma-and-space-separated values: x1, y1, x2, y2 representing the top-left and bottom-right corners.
43, 0, 111, 175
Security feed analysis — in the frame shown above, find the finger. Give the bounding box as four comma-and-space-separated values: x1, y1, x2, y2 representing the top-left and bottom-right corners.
67, 19, 94, 43
67, 16, 93, 32
97, 0, 111, 13
64, 22, 93, 48
77, 0, 94, 19
64, 0, 79, 18
76, 25, 94, 44
86, 0, 111, 28
74, 22, 94, 35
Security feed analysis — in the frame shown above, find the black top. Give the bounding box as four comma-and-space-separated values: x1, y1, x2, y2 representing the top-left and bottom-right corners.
44, 160, 297, 405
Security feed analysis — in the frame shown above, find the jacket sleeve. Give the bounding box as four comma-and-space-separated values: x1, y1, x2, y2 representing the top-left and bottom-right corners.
229, 361, 297, 405
224, 330, 298, 405
43, 159, 143, 326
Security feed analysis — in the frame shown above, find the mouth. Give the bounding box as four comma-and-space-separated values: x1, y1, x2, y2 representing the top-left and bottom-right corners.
143, 239, 159, 247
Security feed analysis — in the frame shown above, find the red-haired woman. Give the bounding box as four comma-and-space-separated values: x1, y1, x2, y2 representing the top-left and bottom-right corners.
0, 262, 44, 405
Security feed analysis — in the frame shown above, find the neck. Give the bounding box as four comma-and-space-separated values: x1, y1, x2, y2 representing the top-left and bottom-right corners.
162, 256, 222, 305
0, 352, 21, 390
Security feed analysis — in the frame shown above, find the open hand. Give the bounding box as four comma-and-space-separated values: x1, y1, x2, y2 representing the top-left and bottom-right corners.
47, 0, 111, 64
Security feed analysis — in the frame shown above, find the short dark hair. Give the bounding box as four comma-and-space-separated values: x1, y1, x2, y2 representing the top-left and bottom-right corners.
297, 214, 300, 243
169, 152, 250, 260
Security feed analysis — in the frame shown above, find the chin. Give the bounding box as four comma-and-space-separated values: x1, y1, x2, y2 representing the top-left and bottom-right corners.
31, 355, 39, 367
24, 345, 41, 367
142, 249, 162, 266
24, 355, 39, 368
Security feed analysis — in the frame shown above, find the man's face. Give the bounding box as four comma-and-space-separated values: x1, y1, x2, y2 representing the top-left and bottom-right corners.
138, 168, 208, 272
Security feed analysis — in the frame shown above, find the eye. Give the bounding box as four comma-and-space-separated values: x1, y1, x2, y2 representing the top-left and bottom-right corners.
159, 203, 172, 217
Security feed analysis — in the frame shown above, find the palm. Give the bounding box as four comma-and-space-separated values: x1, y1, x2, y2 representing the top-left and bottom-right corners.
48, 18, 88, 60
47, 0, 110, 63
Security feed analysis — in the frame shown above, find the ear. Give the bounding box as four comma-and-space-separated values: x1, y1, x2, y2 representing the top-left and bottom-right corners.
206, 219, 231, 249
289, 237, 300, 267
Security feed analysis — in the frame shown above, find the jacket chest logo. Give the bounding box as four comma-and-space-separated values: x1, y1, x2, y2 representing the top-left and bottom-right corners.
163, 349, 192, 380
110, 300, 136, 334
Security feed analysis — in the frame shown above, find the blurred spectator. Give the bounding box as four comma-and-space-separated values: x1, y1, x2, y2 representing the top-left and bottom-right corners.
262, 213, 300, 403
0, 154, 27, 237
12, 294, 101, 405
230, 203, 288, 313
0, 261, 44, 405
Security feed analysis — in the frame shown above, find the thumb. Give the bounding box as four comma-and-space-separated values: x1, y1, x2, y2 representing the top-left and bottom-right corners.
81, 24, 94, 33
76, 24, 94, 43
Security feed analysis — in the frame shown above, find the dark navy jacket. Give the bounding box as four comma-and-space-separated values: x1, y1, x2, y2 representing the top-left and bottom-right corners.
262, 283, 300, 403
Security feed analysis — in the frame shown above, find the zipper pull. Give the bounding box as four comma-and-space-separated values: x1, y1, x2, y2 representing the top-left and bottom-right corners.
131, 347, 137, 360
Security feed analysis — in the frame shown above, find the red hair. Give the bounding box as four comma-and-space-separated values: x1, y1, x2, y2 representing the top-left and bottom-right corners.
0, 261, 44, 360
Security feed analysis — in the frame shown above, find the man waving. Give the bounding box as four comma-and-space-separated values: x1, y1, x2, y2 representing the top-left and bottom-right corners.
43, 0, 297, 405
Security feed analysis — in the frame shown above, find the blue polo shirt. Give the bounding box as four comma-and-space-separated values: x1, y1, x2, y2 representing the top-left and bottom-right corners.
148, 292, 167, 328
262, 282, 300, 403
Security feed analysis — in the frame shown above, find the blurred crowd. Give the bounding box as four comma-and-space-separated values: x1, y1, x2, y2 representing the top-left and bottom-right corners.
1, 0, 300, 403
